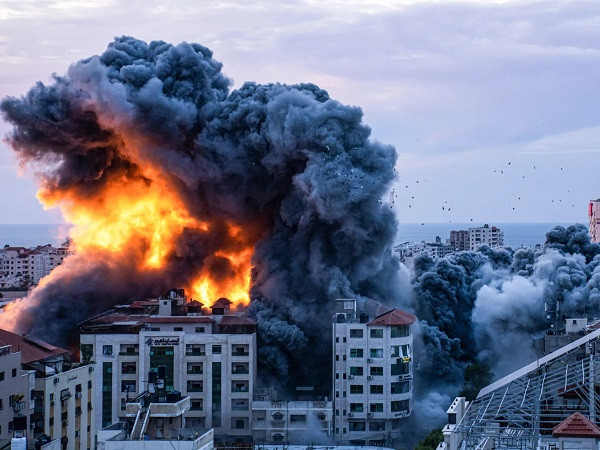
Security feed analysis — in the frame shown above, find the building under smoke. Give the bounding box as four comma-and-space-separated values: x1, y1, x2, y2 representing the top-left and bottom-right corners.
438, 328, 600, 449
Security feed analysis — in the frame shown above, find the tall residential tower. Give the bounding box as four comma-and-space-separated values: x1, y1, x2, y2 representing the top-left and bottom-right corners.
332, 299, 416, 448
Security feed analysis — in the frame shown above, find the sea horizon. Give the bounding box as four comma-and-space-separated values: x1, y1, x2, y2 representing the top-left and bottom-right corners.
0, 221, 586, 250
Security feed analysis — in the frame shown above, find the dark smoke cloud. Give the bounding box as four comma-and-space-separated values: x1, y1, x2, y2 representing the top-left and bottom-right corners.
412, 224, 600, 392
1, 36, 406, 389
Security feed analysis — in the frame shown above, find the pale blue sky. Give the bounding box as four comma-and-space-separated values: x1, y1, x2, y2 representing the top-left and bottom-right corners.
0, 0, 598, 224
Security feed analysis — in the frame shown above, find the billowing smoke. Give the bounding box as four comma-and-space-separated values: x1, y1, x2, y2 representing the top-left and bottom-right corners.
412, 224, 600, 397
0, 36, 407, 390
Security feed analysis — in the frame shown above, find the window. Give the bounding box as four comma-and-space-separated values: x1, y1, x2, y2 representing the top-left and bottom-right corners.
191, 399, 203, 411
187, 363, 203, 374
290, 415, 306, 422
336, 337, 339, 343
448, 413, 457, 425
231, 399, 249, 411
370, 366, 383, 376
0, 372, 4, 381
49, 417, 54, 427
49, 393, 54, 401
370, 385, 383, 394
121, 380, 136, 393
349, 403, 363, 412
350, 366, 363, 376
369, 421, 385, 431
102, 345, 113, 356
370, 348, 383, 358
391, 399, 410, 412
370, 328, 383, 338
350, 329, 363, 338
350, 349, 363, 358
234, 419, 245, 429
391, 325, 410, 338
273, 412, 284, 421
88, 380, 92, 389
121, 362, 136, 374
392, 344, 411, 358
350, 385, 363, 394
195, 327, 205, 333
348, 421, 366, 431
391, 381, 410, 394
335, 355, 339, 361
11, 368, 16, 377
0, 399, 3, 410
370, 403, 383, 413
187, 380, 203, 392
174, 327, 183, 331
212, 345, 221, 354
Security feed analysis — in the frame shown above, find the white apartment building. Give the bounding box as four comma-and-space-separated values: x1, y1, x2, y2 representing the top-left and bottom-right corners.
332, 299, 416, 448
252, 388, 333, 444
590, 199, 600, 243
0, 343, 35, 445
0, 329, 95, 450
468, 224, 504, 251
0, 243, 71, 288
80, 290, 257, 441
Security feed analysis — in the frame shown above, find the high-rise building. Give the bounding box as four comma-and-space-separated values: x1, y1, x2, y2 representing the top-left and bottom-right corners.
450, 230, 470, 251
332, 299, 416, 447
79, 289, 256, 440
589, 199, 600, 243
468, 224, 504, 251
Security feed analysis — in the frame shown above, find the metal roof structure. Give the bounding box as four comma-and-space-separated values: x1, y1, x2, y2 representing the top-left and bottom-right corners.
453, 328, 600, 449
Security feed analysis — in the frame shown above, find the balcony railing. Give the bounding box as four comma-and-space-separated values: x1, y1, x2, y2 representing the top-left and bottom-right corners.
232, 368, 249, 374
232, 387, 249, 393
187, 368, 203, 375
119, 351, 139, 356
232, 350, 249, 356
185, 350, 206, 356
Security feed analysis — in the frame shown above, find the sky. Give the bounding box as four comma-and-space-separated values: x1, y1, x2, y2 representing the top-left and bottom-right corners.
0, 0, 598, 224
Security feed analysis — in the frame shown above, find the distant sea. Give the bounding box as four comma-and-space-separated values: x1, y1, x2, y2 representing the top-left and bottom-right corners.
397, 222, 576, 248
0, 222, 580, 249
0, 224, 72, 248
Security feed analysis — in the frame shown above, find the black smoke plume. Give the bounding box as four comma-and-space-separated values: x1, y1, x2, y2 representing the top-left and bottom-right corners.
0, 36, 406, 390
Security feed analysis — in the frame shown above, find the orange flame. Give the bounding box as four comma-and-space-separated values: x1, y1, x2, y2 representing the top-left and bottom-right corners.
33, 163, 252, 309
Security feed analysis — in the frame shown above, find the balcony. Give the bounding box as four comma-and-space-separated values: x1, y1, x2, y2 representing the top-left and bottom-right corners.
232, 368, 249, 375
185, 350, 206, 356
119, 351, 139, 356
231, 386, 249, 393
232, 350, 249, 357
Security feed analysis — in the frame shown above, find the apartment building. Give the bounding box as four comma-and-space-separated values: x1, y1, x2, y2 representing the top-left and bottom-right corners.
468, 224, 504, 251
252, 388, 333, 444
0, 329, 94, 450
0, 242, 71, 288
590, 199, 600, 243
0, 343, 35, 446
332, 299, 416, 447
449, 230, 469, 251
79, 290, 256, 441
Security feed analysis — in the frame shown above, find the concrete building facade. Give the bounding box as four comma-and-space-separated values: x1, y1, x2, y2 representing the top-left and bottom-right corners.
79, 290, 257, 441
468, 224, 504, 251
0, 329, 94, 450
449, 230, 469, 251
0, 344, 35, 446
252, 388, 333, 444
0, 243, 71, 288
332, 299, 416, 447
590, 199, 600, 243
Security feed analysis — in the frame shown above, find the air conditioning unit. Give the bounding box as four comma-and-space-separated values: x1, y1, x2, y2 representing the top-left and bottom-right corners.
348, 375, 354, 379
367, 358, 373, 362
75, 392, 82, 399
348, 413, 354, 417
54, 378, 59, 384
62, 399, 68, 406
88, 366, 94, 373
367, 375, 373, 380
367, 412, 374, 417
